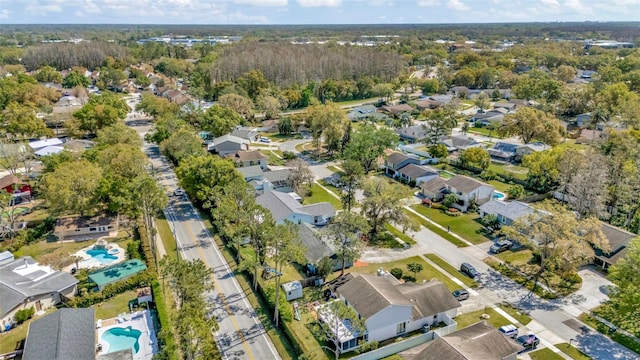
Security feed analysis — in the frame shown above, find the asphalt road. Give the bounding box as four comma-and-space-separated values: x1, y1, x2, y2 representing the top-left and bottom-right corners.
133, 124, 281, 360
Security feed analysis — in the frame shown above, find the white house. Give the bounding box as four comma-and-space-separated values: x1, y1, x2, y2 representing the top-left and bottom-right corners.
1, 257, 78, 330
395, 164, 439, 186
445, 175, 495, 212
256, 191, 336, 226
479, 200, 536, 226
208, 134, 250, 155
282, 281, 303, 301
322, 273, 460, 353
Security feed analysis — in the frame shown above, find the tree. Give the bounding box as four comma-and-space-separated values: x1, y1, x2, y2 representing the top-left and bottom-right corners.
555, 65, 577, 83
217, 93, 254, 119
41, 159, 103, 215
341, 124, 399, 173
3, 103, 53, 139
606, 237, 640, 332
507, 184, 525, 199
287, 158, 314, 195
62, 69, 89, 88
201, 104, 244, 137
474, 92, 489, 113
257, 93, 282, 119
0, 139, 34, 177
34, 65, 62, 83
398, 112, 412, 128
278, 117, 293, 135
421, 106, 461, 145
95, 123, 142, 147
136, 93, 179, 119
242, 205, 275, 290
443, 193, 458, 208
458, 147, 490, 171
360, 177, 415, 241
97, 66, 126, 90
500, 202, 608, 293
480, 214, 500, 233
461, 122, 469, 135
522, 146, 563, 193
269, 221, 305, 327
316, 256, 334, 279
563, 151, 609, 219
238, 69, 270, 100
145, 115, 188, 145
339, 159, 364, 212
305, 102, 349, 153
406, 262, 423, 281
176, 155, 243, 209
72, 92, 129, 135
325, 211, 370, 276
212, 178, 256, 262
316, 300, 366, 360
371, 83, 394, 102
160, 129, 206, 165
428, 144, 449, 159
498, 107, 563, 146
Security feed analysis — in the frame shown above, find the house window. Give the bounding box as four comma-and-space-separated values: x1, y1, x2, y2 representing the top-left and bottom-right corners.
396, 322, 406, 335
89, 227, 96, 232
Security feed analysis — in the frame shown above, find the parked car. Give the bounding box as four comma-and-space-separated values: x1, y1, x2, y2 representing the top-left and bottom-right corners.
460, 262, 480, 280
452, 289, 469, 301
499, 324, 519, 339
173, 188, 185, 196
516, 334, 540, 350
490, 240, 513, 254
259, 137, 271, 143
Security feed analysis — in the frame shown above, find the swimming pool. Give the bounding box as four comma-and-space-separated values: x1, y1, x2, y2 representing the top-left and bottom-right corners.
86, 248, 119, 264
102, 326, 142, 354
494, 191, 506, 200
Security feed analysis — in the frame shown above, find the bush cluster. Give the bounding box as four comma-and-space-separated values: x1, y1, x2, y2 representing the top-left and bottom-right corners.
15, 307, 35, 324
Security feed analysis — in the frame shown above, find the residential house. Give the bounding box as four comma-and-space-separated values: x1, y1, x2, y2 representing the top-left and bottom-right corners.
164, 89, 189, 105
0, 251, 13, 265
493, 101, 517, 111
416, 95, 458, 111
208, 134, 250, 155
576, 129, 604, 144
479, 200, 536, 226
56, 95, 82, 107
62, 139, 95, 153
399, 321, 521, 360
260, 169, 293, 193
256, 191, 336, 226
396, 124, 426, 143
384, 152, 420, 176
258, 119, 279, 133
471, 110, 506, 127
34, 146, 65, 157
445, 175, 495, 211
237, 165, 265, 182
23, 308, 95, 360
515, 142, 547, 161
0, 174, 32, 197
419, 177, 447, 201
224, 150, 268, 171
28, 138, 63, 152
395, 164, 439, 186
0, 256, 79, 329
347, 105, 389, 122
297, 223, 352, 273
231, 126, 259, 142
55, 215, 119, 238
382, 104, 414, 117
487, 142, 519, 162
449, 86, 469, 98
322, 273, 460, 352
438, 135, 479, 152
593, 223, 638, 271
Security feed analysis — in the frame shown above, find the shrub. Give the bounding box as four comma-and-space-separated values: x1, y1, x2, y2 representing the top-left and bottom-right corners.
390, 268, 403, 280
262, 284, 293, 322
446, 208, 461, 216
507, 184, 525, 199
443, 193, 458, 208
282, 151, 297, 160
480, 170, 496, 180
15, 307, 35, 324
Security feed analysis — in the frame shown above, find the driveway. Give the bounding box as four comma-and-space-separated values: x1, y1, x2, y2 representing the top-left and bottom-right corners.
279, 138, 311, 154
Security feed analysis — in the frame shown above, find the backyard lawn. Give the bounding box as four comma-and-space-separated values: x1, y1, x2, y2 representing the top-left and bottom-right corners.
424, 253, 478, 288
409, 204, 490, 245
304, 184, 342, 210
454, 308, 511, 329
93, 290, 138, 320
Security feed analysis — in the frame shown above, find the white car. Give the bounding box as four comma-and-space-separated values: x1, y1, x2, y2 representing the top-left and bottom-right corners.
499, 324, 519, 339
259, 137, 271, 143
173, 188, 185, 197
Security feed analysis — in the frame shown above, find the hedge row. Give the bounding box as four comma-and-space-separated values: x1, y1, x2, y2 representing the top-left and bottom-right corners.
152, 279, 178, 360
71, 270, 154, 308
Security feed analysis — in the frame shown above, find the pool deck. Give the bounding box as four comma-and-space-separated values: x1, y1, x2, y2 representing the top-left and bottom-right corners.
65, 242, 126, 272
97, 310, 157, 360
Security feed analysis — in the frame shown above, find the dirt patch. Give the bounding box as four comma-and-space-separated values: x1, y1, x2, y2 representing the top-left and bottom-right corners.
354, 260, 368, 267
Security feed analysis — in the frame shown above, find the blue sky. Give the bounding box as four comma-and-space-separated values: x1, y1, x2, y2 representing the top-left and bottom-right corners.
1, 0, 638, 24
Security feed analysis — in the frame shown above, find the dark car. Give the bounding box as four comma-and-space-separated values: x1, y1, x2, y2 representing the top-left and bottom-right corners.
490, 240, 513, 254
452, 289, 469, 301
460, 262, 480, 280
516, 334, 540, 350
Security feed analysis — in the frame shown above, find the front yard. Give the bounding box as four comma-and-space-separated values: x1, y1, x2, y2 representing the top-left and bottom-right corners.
409, 204, 490, 245
303, 183, 343, 210
453, 308, 511, 329
424, 253, 478, 288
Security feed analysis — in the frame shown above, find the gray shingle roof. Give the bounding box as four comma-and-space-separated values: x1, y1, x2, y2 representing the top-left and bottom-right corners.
224, 150, 267, 162
237, 165, 264, 180
23, 308, 95, 360
396, 125, 426, 140
386, 152, 411, 165
446, 175, 490, 194
212, 134, 249, 147
396, 281, 461, 319
419, 177, 447, 193
298, 223, 335, 263
479, 200, 535, 223
0, 257, 79, 318
396, 164, 438, 180
256, 191, 336, 222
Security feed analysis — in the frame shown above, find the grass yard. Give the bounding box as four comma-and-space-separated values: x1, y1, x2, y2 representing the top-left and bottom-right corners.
385, 223, 416, 245
327, 165, 344, 174
262, 150, 286, 166
409, 204, 490, 245
468, 127, 504, 138
487, 162, 528, 181
555, 343, 592, 360
423, 253, 478, 288
348, 256, 460, 291
403, 209, 468, 247
0, 308, 56, 354
155, 215, 178, 261
529, 348, 565, 360
487, 179, 514, 193
495, 249, 533, 267
499, 303, 532, 325
14, 239, 104, 269
93, 290, 138, 320
304, 184, 342, 210
454, 308, 511, 330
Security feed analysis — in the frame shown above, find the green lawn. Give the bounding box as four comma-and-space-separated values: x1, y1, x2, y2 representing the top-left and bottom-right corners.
499, 303, 532, 325
409, 205, 490, 245
0, 308, 57, 354
304, 184, 342, 210
468, 127, 504, 138
555, 343, 592, 360
156, 215, 178, 261
530, 348, 565, 360
93, 290, 138, 320
385, 223, 416, 245
424, 253, 478, 288
454, 308, 511, 330
487, 179, 513, 193
327, 165, 344, 174
487, 162, 528, 181
496, 249, 533, 267
262, 150, 286, 166
350, 256, 460, 291
403, 209, 468, 247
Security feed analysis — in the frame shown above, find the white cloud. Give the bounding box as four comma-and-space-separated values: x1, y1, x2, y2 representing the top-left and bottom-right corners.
418, 0, 441, 6
447, 0, 469, 11
296, 0, 342, 7
1, 9, 9, 18
234, 0, 288, 5
541, 0, 560, 6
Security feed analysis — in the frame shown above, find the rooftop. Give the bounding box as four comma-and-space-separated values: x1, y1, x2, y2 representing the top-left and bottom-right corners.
88, 259, 147, 288
446, 175, 491, 193
479, 200, 535, 222
23, 308, 95, 360
224, 150, 267, 162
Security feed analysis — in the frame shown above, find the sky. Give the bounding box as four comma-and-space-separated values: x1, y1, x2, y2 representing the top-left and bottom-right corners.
1, 0, 639, 25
